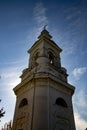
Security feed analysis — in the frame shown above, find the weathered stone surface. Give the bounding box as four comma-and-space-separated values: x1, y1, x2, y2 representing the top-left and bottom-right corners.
12, 29, 76, 130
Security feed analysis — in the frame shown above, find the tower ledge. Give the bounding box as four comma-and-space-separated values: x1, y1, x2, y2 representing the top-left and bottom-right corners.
14, 72, 75, 96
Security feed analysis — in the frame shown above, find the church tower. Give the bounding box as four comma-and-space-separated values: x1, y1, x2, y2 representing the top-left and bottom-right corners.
12, 28, 76, 130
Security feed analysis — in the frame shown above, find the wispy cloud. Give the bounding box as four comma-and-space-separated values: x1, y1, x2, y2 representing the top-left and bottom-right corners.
65, 1, 87, 31
72, 67, 87, 80
0, 59, 27, 91
0, 65, 25, 127
0, 59, 27, 65
61, 1, 87, 56
33, 2, 48, 32
73, 89, 87, 125
74, 112, 87, 130
0, 67, 22, 91
62, 42, 78, 55
74, 90, 87, 109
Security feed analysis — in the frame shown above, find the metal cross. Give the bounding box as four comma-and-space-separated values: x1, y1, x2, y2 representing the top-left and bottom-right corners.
43, 25, 47, 30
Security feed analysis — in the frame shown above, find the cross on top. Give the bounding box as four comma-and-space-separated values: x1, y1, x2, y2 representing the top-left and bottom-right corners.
43, 25, 47, 30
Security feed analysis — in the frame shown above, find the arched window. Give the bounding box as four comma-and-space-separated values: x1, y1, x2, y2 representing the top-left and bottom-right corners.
19, 98, 28, 108
34, 52, 39, 61
31, 51, 39, 68
48, 52, 54, 64
55, 98, 67, 108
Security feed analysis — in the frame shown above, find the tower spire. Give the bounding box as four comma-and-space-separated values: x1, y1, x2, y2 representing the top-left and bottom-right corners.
38, 25, 52, 40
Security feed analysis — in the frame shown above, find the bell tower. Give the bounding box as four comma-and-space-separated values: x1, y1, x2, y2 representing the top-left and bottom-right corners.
12, 28, 76, 130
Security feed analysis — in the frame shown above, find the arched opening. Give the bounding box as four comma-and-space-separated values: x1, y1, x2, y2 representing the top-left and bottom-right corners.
31, 51, 39, 68
34, 52, 39, 61
19, 98, 28, 108
55, 98, 67, 108
49, 52, 54, 64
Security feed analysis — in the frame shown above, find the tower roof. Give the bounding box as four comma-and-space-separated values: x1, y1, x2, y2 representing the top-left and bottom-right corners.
38, 28, 52, 40
28, 28, 62, 53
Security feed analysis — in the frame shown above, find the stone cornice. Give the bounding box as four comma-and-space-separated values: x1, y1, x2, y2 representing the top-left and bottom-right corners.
28, 37, 62, 54
13, 72, 75, 95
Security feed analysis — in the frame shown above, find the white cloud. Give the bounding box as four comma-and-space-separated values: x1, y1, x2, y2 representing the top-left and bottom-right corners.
73, 90, 87, 130
72, 67, 87, 80
33, 2, 48, 32
75, 112, 87, 130
0, 67, 22, 128
0, 67, 22, 91
63, 2, 87, 57
74, 90, 87, 116
76, 90, 87, 108
63, 43, 77, 55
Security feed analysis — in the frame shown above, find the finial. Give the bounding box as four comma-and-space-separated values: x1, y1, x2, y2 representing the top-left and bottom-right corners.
43, 25, 47, 30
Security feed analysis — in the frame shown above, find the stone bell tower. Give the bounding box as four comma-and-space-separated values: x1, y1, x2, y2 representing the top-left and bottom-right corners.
12, 28, 76, 130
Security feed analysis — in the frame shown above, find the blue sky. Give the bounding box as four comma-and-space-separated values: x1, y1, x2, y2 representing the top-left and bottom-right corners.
0, 0, 87, 129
